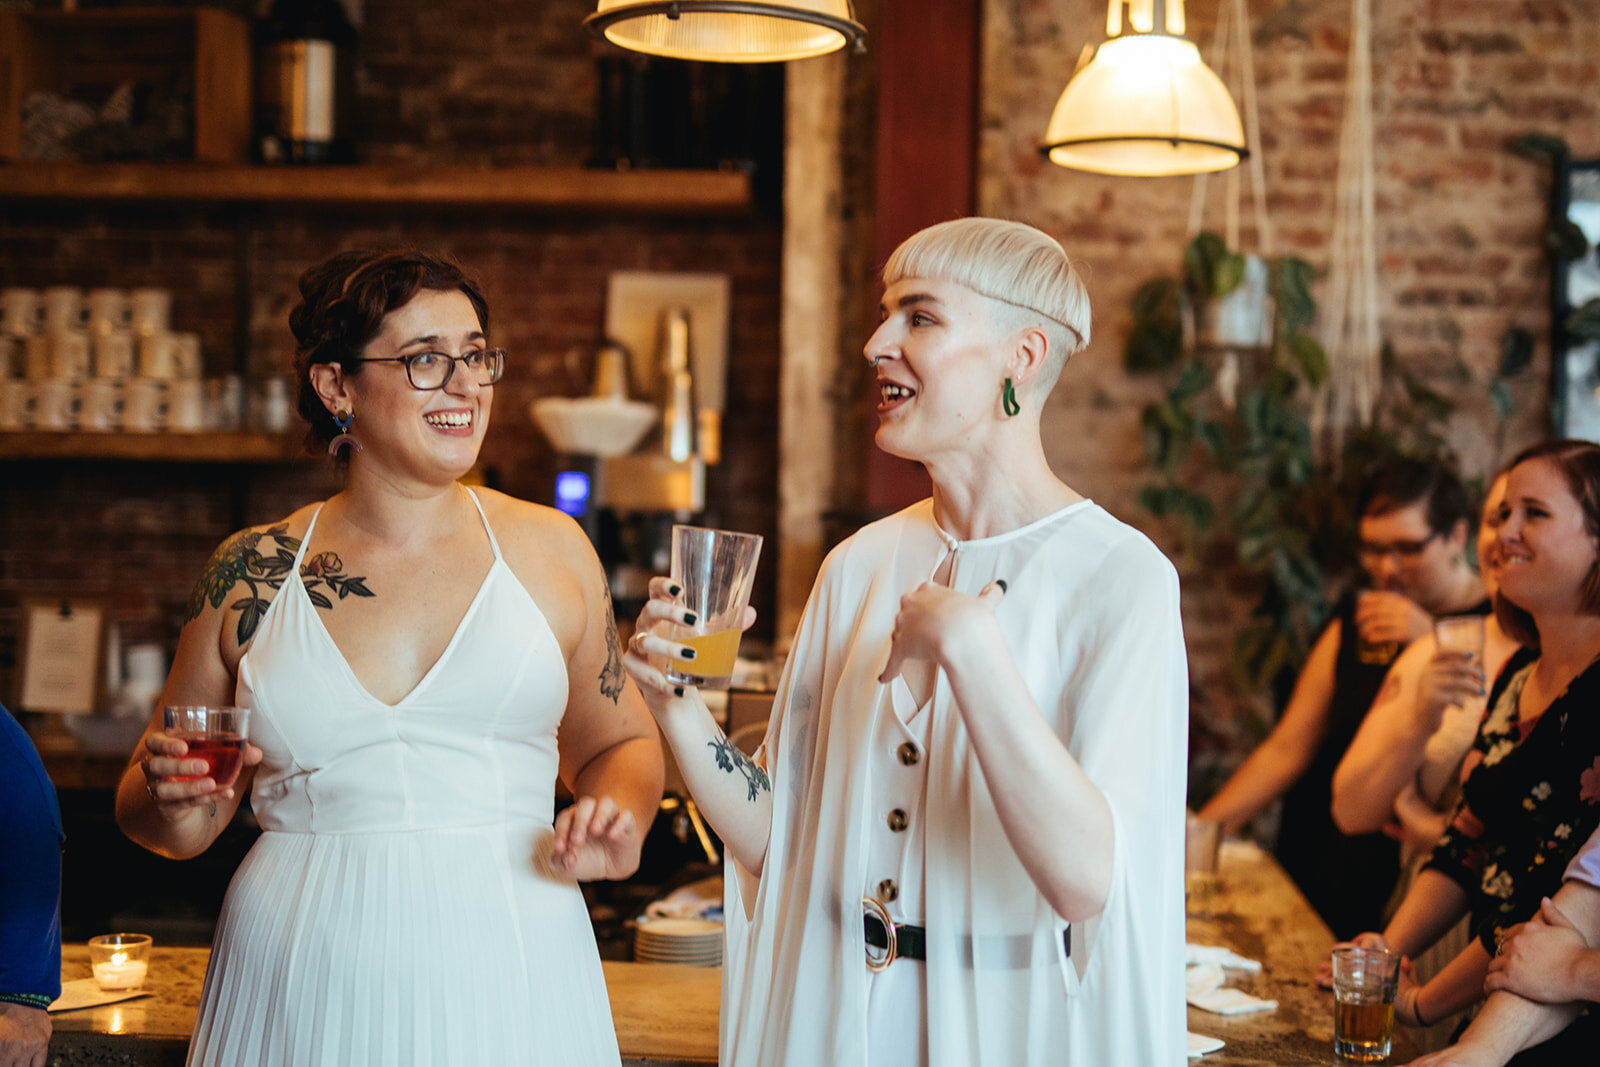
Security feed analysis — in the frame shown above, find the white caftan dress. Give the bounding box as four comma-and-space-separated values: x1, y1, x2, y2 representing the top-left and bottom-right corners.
723, 499, 1188, 1066
187, 493, 621, 1066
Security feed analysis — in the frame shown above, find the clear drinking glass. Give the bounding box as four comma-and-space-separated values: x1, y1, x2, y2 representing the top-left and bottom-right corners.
162, 705, 250, 788
1434, 614, 1488, 714
657, 525, 763, 690
1332, 946, 1401, 1061
1184, 813, 1223, 916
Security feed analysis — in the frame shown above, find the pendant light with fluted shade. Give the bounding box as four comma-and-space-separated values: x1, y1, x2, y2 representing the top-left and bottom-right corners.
1040, 0, 1245, 177
585, 1, 866, 63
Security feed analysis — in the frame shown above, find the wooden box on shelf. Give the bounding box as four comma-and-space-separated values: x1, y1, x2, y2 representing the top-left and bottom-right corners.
0, 5, 250, 163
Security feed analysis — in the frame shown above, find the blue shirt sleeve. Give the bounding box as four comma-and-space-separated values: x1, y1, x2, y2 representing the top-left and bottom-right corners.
0, 706, 64, 1005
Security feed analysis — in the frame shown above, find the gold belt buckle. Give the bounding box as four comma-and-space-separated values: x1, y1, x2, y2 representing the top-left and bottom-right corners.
863, 896, 896, 972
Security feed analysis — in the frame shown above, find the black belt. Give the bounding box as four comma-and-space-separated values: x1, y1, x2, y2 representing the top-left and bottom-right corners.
862, 903, 1069, 970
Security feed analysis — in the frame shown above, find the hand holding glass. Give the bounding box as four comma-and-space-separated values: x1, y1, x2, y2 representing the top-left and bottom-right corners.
655, 525, 762, 690
162, 705, 250, 788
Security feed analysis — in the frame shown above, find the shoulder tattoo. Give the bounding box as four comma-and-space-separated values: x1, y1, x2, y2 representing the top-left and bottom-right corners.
598, 579, 625, 705
185, 524, 374, 644
709, 737, 771, 801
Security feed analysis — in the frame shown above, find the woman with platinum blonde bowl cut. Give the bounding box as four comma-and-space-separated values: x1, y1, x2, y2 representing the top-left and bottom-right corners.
623, 217, 1188, 1065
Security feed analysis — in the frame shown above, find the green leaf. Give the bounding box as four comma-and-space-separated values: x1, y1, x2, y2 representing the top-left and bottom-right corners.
1289, 334, 1330, 386
1498, 327, 1534, 378
1180, 490, 1216, 532
1185, 232, 1230, 296
1130, 277, 1180, 320
1196, 419, 1230, 457
1125, 320, 1183, 373
1567, 297, 1600, 341
1272, 257, 1316, 335
1546, 218, 1591, 262
1138, 484, 1171, 517
1140, 405, 1174, 468
1490, 379, 1513, 422
1172, 360, 1212, 401
1212, 252, 1247, 299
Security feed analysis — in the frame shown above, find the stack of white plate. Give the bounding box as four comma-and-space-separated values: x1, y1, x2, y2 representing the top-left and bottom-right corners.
633, 915, 723, 967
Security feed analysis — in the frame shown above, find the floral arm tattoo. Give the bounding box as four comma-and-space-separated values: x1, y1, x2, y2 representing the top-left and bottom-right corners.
185, 524, 374, 645
598, 580, 625, 705
709, 738, 770, 802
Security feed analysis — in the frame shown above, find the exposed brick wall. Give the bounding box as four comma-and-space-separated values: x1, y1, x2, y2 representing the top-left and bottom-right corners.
0, 0, 781, 694
979, 0, 1600, 779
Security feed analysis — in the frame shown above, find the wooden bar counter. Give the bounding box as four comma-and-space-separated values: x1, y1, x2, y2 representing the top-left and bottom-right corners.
49, 840, 1417, 1065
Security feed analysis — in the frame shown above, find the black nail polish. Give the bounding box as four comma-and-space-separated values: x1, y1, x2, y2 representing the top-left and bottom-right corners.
681, 647, 697, 660
996, 579, 1008, 593
674, 686, 685, 697
683, 611, 698, 626
668, 583, 682, 596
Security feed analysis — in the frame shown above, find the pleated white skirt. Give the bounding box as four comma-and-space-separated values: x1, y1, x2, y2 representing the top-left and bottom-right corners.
188, 824, 621, 1066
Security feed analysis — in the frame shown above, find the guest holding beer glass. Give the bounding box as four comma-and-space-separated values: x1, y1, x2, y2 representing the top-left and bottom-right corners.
1330, 470, 1517, 1046
625, 218, 1188, 1064
1328, 439, 1600, 1062
115, 249, 663, 1066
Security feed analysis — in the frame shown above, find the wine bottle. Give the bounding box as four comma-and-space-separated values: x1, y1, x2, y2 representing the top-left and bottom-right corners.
255, 0, 357, 164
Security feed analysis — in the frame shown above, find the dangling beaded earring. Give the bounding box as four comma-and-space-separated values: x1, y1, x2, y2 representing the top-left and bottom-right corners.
328, 407, 362, 457
1001, 377, 1021, 417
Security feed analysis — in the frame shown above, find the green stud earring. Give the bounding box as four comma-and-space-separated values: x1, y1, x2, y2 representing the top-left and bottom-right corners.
1002, 377, 1021, 417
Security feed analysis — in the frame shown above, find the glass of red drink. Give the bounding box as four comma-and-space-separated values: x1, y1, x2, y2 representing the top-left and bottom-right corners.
163, 705, 250, 788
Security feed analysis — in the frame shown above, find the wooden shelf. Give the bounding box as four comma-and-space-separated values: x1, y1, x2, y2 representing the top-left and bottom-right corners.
0, 430, 304, 463
0, 162, 754, 212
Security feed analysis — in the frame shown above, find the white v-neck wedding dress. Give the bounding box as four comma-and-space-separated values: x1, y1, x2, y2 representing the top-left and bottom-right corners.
187, 492, 621, 1066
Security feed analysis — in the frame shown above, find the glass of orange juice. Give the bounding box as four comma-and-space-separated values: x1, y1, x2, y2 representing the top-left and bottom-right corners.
658, 525, 763, 690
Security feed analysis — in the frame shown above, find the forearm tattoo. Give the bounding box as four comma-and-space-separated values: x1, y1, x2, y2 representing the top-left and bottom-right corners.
598, 579, 625, 705
185, 524, 373, 644
709, 737, 770, 801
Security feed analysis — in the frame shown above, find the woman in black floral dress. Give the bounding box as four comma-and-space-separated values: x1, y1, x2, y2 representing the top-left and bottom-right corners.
1351, 440, 1600, 1062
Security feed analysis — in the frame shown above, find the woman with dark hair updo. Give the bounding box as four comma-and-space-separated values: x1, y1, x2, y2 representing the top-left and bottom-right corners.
114, 249, 663, 1066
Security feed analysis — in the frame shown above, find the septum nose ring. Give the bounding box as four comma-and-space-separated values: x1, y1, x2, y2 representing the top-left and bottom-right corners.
870, 355, 885, 367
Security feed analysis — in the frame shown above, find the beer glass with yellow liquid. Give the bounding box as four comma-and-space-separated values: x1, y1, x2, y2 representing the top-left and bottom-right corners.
658, 525, 763, 690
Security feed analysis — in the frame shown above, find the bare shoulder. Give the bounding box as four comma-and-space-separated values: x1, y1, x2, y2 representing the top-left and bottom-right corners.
184, 503, 323, 648
473, 488, 598, 570
471, 488, 604, 653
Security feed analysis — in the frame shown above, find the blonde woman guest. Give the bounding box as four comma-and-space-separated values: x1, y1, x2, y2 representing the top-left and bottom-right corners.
624, 218, 1188, 1065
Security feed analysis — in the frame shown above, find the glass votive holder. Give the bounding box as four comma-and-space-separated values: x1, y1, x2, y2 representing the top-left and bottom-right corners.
88, 933, 153, 991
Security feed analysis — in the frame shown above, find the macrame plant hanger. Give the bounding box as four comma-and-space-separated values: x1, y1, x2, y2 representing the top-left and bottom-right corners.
1187, 0, 1272, 258
1312, 0, 1381, 455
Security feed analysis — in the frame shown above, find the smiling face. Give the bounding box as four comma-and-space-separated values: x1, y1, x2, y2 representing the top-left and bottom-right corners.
328, 288, 493, 484
1495, 457, 1600, 617
863, 277, 1024, 464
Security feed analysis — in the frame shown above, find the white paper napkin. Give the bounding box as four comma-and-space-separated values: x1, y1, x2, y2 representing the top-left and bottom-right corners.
1187, 986, 1278, 1015
1187, 1031, 1226, 1058
1186, 961, 1224, 998
1186, 942, 1263, 972
48, 978, 152, 1014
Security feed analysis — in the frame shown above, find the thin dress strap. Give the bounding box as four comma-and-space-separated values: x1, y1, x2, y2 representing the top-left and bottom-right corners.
463, 488, 503, 560
293, 504, 325, 568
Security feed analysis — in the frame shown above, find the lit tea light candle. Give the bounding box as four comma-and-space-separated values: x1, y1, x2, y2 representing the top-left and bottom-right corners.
92, 950, 148, 990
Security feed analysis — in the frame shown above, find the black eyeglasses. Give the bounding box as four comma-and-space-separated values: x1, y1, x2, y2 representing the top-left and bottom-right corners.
358, 348, 505, 391
1357, 530, 1441, 563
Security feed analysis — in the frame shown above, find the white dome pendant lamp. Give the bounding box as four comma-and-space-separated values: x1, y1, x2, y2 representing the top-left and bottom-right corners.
1041, 0, 1246, 177
585, 1, 867, 63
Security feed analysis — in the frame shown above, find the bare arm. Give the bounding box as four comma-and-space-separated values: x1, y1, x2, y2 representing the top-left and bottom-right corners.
1331, 637, 1438, 834
549, 535, 665, 881
922, 585, 1115, 920
622, 578, 772, 877
1384, 867, 1474, 959
114, 529, 271, 860
1198, 621, 1341, 834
